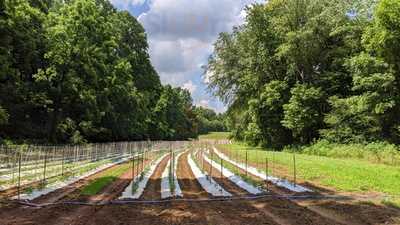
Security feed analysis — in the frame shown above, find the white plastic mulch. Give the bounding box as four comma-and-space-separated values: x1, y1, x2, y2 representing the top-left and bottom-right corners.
203, 154, 263, 195
13, 157, 131, 201
187, 153, 232, 197
160, 158, 172, 199
172, 151, 184, 197
119, 153, 168, 199
213, 147, 312, 193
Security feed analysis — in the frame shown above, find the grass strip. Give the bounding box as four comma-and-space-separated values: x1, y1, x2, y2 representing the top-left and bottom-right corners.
168, 161, 175, 195
81, 162, 132, 196
218, 143, 400, 196
198, 132, 230, 140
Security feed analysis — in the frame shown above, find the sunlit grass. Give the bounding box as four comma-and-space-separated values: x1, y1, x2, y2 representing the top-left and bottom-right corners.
198, 132, 231, 140
218, 143, 400, 196
382, 197, 400, 209
81, 162, 133, 196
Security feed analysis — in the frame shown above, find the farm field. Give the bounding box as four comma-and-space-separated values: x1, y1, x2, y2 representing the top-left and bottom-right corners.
198, 132, 231, 140
1, 141, 399, 225
3, 0, 400, 224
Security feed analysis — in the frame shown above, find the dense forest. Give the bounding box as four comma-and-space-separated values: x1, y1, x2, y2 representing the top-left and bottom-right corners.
0, 0, 225, 144
207, 0, 400, 148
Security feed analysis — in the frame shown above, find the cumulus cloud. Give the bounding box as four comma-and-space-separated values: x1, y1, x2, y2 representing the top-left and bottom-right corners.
139, 0, 245, 42
182, 80, 197, 94
139, 0, 264, 87
197, 99, 210, 108
111, 0, 265, 112
110, 0, 146, 10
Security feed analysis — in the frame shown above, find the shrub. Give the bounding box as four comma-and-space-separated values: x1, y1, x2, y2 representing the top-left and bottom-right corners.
291, 140, 400, 165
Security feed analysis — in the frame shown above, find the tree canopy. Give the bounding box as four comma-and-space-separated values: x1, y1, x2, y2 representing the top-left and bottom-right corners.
207, 0, 400, 147
0, 0, 222, 144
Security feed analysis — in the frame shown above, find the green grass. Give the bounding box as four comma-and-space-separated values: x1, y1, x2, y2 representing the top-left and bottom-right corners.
294, 140, 400, 166
218, 143, 400, 196
382, 198, 400, 209
168, 161, 175, 194
198, 132, 231, 140
81, 162, 132, 196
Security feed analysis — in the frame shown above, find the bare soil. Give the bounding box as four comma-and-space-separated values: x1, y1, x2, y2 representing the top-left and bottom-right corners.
140, 155, 170, 200
0, 149, 399, 225
196, 150, 249, 196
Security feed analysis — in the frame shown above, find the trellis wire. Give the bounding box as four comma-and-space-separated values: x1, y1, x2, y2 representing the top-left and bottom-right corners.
0, 141, 188, 196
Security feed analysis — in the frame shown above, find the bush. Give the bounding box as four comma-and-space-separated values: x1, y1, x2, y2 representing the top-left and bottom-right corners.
291, 140, 400, 166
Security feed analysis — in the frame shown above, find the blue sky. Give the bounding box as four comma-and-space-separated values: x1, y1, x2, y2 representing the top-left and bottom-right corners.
110, 0, 264, 113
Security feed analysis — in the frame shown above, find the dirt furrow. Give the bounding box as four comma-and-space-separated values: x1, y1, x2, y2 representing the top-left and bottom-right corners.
196, 150, 249, 196
140, 155, 170, 200
174, 150, 279, 225
298, 201, 363, 225
176, 151, 209, 199
0, 159, 149, 225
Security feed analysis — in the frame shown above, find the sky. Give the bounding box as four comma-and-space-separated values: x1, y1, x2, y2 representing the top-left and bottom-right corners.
110, 0, 264, 113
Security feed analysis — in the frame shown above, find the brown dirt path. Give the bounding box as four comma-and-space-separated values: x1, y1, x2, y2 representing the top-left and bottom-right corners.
297, 199, 400, 225
173, 150, 279, 225
217, 146, 319, 195
211, 147, 301, 196
140, 155, 170, 200
176, 151, 210, 199
0, 158, 151, 225
195, 150, 249, 196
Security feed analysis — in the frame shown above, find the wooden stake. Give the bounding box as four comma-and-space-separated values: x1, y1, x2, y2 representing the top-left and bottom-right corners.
265, 157, 269, 190
293, 153, 296, 187
220, 158, 223, 178
245, 151, 248, 177
17, 151, 22, 200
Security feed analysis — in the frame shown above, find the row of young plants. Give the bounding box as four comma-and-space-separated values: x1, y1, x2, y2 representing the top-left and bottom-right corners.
191, 147, 266, 195
12, 142, 188, 200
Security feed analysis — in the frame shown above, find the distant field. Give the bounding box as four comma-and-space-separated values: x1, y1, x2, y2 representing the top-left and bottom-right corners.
217, 143, 400, 197
198, 132, 230, 140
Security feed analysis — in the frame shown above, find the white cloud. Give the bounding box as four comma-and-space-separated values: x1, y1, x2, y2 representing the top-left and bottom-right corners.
197, 99, 210, 108
112, 0, 266, 113
110, 0, 146, 9
138, 0, 262, 87
182, 81, 197, 94
196, 99, 227, 114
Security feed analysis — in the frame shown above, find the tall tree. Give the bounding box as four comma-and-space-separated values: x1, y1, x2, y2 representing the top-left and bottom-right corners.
207, 0, 377, 147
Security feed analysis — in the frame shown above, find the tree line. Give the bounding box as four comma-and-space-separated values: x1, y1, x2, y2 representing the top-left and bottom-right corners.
207, 0, 400, 148
0, 0, 225, 144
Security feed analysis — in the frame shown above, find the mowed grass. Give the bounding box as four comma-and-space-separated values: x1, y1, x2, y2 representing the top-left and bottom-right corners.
198, 132, 231, 140
81, 162, 133, 196
217, 143, 400, 196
